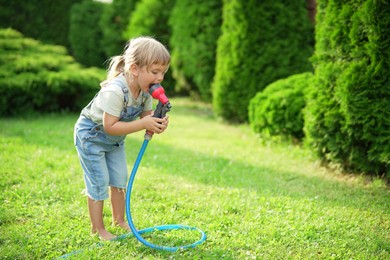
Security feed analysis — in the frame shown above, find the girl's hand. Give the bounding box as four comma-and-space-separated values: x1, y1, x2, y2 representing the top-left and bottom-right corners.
142, 115, 169, 134
160, 115, 169, 129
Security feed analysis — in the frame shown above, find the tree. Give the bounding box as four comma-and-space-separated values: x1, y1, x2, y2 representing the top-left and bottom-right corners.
0, 0, 82, 48
169, 0, 222, 101
304, 0, 390, 176
69, 0, 106, 67
213, 0, 313, 122
123, 0, 176, 93
99, 0, 139, 58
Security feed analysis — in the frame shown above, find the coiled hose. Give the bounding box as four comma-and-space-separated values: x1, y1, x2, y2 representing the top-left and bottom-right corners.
124, 138, 207, 251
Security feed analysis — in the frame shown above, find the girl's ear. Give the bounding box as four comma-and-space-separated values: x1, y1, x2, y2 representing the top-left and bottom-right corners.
130, 64, 139, 77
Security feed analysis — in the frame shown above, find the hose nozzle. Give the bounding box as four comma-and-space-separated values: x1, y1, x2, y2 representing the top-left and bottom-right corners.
149, 84, 169, 105
145, 84, 171, 140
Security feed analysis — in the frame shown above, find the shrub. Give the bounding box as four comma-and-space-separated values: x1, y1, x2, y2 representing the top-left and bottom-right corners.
249, 72, 313, 140
0, 0, 82, 48
304, 0, 390, 177
0, 28, 105, 116
99, 0, 139, 58
69, 0, 106, 67
169, 0, 222, 101
212, 0, 313, 122
123, 0, 176, 94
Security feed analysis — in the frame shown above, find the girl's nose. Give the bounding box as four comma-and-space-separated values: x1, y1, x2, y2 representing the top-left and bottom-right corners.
157, 73, 164, 82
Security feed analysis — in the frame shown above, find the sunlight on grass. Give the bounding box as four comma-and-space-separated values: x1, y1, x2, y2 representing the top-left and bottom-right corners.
0, 98, 389, 259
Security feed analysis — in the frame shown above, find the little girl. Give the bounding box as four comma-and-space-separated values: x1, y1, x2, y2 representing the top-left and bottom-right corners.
74, 36, 170, 240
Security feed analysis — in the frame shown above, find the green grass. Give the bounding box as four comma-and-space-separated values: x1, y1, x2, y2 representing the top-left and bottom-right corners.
0, 98, 389, 259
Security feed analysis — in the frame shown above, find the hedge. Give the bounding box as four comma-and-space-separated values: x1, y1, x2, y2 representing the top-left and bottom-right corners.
304, 0, 390, 177
0, 28, 105, 116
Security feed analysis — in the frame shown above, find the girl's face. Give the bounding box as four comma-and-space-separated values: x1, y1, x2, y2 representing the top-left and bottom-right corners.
134, 63, 168, 93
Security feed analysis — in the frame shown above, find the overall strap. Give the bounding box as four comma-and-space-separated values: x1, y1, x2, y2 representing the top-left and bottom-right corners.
120, 84, 129, 112
116, 79, 149, 109
111, 75, 149, 110
141, 92, 149, 107
109, 76, 129, 113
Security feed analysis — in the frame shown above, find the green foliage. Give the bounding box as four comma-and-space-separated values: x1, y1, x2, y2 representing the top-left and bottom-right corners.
0, 28, 105, 116
123, 0, 177, 94
249, 72, 313, 141
213, 0, 314, 122
123, 0, 173, 44
99, 0, 139, 58
0, 0, 82, 48
304, 0, 390, 176
169, 0, 222, 101
69, 0, 106, 67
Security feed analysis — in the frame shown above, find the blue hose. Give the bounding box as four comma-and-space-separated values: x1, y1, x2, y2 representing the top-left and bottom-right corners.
58, 138, 206, 258
124, 138, 207, 251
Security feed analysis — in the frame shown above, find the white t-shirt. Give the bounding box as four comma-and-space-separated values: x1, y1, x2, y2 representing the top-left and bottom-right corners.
82, 74, 152, 125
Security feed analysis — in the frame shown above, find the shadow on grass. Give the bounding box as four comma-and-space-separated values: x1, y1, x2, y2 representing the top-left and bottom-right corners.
133, 140, 389, 214
1, 111, 388, 213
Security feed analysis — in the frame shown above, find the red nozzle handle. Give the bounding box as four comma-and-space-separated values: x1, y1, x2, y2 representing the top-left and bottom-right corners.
149, 84, 169, 104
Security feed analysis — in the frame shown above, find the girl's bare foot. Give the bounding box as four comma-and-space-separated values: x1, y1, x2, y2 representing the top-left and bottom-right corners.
114, 221, 131, 232
92, 228, 116, 240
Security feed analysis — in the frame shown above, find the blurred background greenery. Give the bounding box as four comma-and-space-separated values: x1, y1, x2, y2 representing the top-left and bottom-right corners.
0, 0, 388, 179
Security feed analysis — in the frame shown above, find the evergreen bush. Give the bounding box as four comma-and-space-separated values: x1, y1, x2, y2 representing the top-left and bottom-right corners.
212, 0, 313, 122
0, 0, 82, 48
69, 0, 106, 67
169, 0, 222, 101
249, 72, 312, 140
0, 28, 105, 116
123, 0, 176, 94
99, 0, 139, 58
304, 0, 390, 177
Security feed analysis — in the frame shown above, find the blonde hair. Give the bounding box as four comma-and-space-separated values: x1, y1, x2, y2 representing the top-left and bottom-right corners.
101, 36, 170, 87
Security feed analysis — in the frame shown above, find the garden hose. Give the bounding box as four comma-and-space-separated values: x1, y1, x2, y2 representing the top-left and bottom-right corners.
122, 136, 207, 251
123, 86, 207, 251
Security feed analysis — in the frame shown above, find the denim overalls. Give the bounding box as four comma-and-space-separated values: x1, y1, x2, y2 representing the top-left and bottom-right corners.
74, 77, 149, 201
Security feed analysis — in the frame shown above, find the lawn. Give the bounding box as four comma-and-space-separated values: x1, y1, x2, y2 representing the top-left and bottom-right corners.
0, 98, 389, 259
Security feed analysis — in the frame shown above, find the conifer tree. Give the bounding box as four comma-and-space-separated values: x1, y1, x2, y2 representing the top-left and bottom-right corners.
213, 0, 313, 122
169, 0, 222, 101
305, 0, 390, 176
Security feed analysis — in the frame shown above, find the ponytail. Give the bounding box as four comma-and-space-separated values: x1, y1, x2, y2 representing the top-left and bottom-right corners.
100, 55, 125, 87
